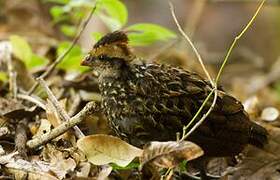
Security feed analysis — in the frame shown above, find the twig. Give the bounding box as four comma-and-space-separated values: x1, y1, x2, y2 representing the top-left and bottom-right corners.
215, 0, 266, 83
180, 88, 216, 141
169, 1, 214, 87
26, 101, 98, 149
210, 0, 275, 4
4, 43, 17, 98
17, 94, 46, 110
169, 0, 266, 141
181, 89, 217, 141
27, 2, 99, 95
37, 77, 84, 138
15, 119, 28, 159
169, 1, 218, 141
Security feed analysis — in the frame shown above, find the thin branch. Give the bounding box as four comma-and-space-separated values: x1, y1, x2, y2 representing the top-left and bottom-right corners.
210, 0, 274, 4
26, 101, 98, 149
15, 119, 28, 159
215, 0, 266, 83
37, 77, 84, 138
4, 43, 17, 98
27, 2, 99, 95
17, 94, 46, 110
169, 1, 214, 87
180, 88, 215, 140
169, 1, 218, 141
180, 88, 218, 141
169, 0, 265, 141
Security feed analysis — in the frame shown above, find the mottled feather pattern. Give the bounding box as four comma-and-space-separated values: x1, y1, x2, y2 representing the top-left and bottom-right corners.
99, 63, 268, 156
82, 31, 268, 158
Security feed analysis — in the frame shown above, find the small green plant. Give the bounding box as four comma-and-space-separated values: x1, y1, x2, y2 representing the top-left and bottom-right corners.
46, 0, 176, 45
10, 0, 176, 72
9, 35, 48, 69
0, 72, 7, 82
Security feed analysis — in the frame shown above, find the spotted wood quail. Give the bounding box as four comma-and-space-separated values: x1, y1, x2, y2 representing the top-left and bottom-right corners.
81, 31, 268, 160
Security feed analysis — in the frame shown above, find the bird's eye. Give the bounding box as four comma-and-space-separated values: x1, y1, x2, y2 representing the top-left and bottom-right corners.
98, 55, 106, 60
85, 54, 91, 62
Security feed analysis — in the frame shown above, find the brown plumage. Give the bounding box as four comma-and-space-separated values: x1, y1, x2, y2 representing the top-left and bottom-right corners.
81, 31, 268, 158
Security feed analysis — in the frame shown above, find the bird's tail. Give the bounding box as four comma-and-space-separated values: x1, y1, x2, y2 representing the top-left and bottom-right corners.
249, 123, 268, 148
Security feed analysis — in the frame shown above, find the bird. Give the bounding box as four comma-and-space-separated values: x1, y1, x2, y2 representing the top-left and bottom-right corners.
81, 31, 268, 178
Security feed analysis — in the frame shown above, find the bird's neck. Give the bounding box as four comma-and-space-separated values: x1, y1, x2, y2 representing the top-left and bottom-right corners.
98, 60, 131, 87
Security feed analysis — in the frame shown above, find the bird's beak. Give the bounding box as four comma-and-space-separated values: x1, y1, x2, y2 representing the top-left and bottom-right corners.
81, 55, 90, 66
80, 59, 87, 66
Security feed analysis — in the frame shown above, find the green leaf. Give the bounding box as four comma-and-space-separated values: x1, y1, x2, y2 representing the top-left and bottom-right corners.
60, 25, 76, 37
0, 72, 7, 82
50, 6, 64, 20
126, 23, 177, 46
43, 0, 69, 4
97, 0, 128, 31
28, 54, 48, 69
91, 32, 103, 42
9, 35, 32, 63
111, 162, 140, 170
50, 6, 71, 24
9, 35, 47, 69
57, 41, 87, 72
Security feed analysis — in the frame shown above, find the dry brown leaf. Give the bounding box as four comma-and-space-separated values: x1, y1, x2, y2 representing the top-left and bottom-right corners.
77, 134, 143, 167
0, 97, 38, 119
0, 152, 58, 180
41, 144, 77, 179
76, 162, 91, 178
33, 119, 51, 139
95, 165, 113, 180
140, 141, 203, 169
6, 168, 58, 180
46, 99, 61, 128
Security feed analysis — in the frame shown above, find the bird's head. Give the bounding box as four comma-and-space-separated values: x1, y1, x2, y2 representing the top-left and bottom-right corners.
81, 31, 135, 70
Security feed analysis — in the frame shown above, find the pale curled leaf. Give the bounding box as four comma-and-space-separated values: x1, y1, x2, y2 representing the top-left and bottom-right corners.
77, 134, 143, 167
42, 144, 77, 179
1, 152, 58, 180
140, 141, 203, 169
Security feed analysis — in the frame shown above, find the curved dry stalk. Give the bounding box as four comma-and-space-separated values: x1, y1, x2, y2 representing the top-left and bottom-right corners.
215, 0, 266, 83
169, 1, 218, 141
169, 0, 266, 141
37, 77, 84, 138
17, 94, 46, 110
169, 1, 214, 87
